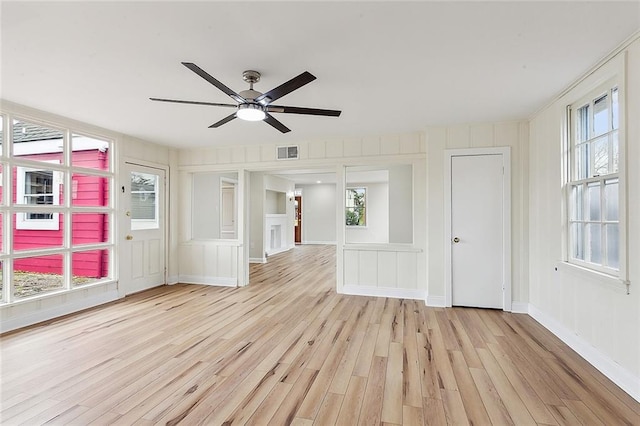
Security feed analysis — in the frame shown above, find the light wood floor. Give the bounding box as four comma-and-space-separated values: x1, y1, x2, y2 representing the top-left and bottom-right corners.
1, 245, 638, 425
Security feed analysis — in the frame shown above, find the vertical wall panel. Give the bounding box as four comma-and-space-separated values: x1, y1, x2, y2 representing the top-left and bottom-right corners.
358, 251, 378, 286
344, 250, 359, 286
377, 251, 397, 288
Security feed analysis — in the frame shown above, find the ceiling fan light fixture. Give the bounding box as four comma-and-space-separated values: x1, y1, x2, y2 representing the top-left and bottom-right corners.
237, 103, 266, 121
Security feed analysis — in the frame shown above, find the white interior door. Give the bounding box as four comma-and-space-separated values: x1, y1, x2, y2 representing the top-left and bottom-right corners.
449, 152, 509, 309
220, 182, 236, 239
121, 163, 166, 295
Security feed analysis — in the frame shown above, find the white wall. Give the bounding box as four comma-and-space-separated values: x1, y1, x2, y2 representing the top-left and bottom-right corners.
528, 37, 640, 400
192, 173, 222, 239
345, 182, 389, 243
297, 183, 337, 244
426, 121, 529, 308
388, 164, 413, 244
249, 171, 265, 262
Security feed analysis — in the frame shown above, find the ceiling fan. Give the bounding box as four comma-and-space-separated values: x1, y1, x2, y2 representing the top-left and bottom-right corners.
150, 62, 341, 133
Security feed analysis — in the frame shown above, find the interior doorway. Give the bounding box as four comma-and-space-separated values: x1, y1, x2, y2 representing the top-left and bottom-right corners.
294, 195, 302, 244
444, 147, 511, 311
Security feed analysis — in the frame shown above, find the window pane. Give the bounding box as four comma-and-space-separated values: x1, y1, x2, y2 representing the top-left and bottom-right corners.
72, 249, 110, 286
612, 131, 619, 173
586, 223, 601, 264
345, 188, 366, 226
0, 164, 3, 205
571, 222, 584, 260
593, 94, 609, 136
592, 137, 608, 176
604, 179, 618, 221
71, 134, 110, 171
587, 182, 600, 221
605, 224, 619, 269
13, 254, 64, 298
13, 213, 64, 250
71, 173, 110, 207
612, 88, 619, 130
571, 184, 584, 221
0, 115, 3, 155
12, 120, 64, 163
0, 261, 3, 303
577, 105, 589, 142
0, 213, 3, 253
131, 172, 158, 230
72, 213, 110, 245
575, 144, 589, 180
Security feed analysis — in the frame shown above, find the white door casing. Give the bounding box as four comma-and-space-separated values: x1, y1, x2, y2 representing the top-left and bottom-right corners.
121, 162, 167, 295
444, 148, 511, 310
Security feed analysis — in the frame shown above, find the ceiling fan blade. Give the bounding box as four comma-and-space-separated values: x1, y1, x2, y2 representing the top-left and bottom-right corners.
267, 105, 341, 117
209, 113, 237, 128
150, 98, 237, 108
263, 113, 291, 133
182, 62, 246, 103
254, 71, 316, 105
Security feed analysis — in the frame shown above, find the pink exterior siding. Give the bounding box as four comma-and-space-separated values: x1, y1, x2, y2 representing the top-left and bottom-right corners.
12, 149, 109, 278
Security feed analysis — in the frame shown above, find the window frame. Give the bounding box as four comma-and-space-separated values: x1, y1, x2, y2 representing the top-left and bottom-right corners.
565, 77, 626, 278
345, 186, 367, 227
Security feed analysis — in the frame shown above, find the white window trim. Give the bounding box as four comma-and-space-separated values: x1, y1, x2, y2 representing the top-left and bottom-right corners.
346, 186, 367, 228
563, 66, 628, 288
16, 160, 61, 231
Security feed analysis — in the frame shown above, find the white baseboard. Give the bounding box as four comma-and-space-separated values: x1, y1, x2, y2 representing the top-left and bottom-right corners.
510, 302, 529, 314
529, 304, 640, 403
0, 290, 120, 334
265, 246, 293, 257
178, 275, 237, 287
302, 241, 337, 245
341, 285, 425, 300
166, 275, 179, 285
249, 257, 267, 264
426, 295, 446, 307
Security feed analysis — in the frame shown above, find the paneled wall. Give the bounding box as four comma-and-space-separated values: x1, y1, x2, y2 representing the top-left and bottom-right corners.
425, 121, 529, 307
343, 245, 423, 299
528, 38, 640, 400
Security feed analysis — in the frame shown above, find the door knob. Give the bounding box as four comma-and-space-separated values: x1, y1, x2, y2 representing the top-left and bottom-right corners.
452, 237, 460, 243
126, 235, 133, 240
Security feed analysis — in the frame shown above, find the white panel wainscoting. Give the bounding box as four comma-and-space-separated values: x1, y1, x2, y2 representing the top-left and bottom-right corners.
342, 244, 424, 300
178, 240, 241, 287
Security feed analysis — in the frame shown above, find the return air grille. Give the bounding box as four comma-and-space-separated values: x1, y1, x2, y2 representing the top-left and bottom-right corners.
276, 145, 299, 160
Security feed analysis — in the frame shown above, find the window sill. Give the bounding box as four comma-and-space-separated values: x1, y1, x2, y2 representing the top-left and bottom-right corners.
556, 261, 628, 293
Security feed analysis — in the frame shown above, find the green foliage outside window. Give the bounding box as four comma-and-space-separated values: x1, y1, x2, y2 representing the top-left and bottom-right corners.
346, 188, 366, 226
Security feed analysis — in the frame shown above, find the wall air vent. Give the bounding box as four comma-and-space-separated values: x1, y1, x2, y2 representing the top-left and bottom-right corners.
276, 145, 299, 160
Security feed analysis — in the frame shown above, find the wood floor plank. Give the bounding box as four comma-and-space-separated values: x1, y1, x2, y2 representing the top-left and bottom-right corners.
0, 245, 637, 425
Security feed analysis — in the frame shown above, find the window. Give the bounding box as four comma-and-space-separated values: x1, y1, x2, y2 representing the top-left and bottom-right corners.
16, 164, 61, 230
131, 171, 158, 230
346, 187, 366, 226
567, 82, 620, 273
0, 116, 114, 304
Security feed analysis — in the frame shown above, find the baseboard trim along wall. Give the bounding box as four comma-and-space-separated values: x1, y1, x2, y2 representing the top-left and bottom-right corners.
302, 241, 337, 245
178, 275, 237, 287
341, 285, 426, 300
0, 289, 120, 334
249, 257, 267, 264
426, 295, 446, 307
529, 304, 640, 403
167, 275, 179, 285
510, 302, 529, 314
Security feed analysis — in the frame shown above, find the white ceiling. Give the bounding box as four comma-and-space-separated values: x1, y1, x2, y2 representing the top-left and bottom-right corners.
2, 2, 638, 149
